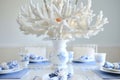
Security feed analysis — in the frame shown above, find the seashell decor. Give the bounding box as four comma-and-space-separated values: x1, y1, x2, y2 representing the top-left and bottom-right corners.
17, 0, 109, 40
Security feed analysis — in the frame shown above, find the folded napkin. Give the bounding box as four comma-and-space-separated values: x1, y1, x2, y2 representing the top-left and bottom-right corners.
29, 54, 44, 60
78, 55, 94, 62
0, 60, 19, 71
103, 62, 120, 69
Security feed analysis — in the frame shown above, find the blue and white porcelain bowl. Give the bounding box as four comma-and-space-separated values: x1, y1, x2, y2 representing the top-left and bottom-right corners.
29, 54, 44, 60
0, 60, 19, 71
29, 54, 47, 63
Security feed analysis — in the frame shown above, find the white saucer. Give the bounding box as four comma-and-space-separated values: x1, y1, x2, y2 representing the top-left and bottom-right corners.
73, 59, 94, 63
29, 59, 48, 63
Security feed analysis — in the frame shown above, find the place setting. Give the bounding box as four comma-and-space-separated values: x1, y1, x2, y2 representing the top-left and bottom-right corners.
72, 55, 96, 66
71, 48, 97, 66
0, 60, 29, 79
19, 48, 50, 65
29, 54, 49, 63
72, 55, 95, 63
93, 53, 120, 79
94, 62, 120, 79
100, 62, 120, 74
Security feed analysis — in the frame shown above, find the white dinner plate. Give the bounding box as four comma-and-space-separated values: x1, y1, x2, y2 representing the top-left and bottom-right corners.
73, 59, 94, 63
0, 67, 23, 74
29, 59, 48, 63
100, 67, 120, 74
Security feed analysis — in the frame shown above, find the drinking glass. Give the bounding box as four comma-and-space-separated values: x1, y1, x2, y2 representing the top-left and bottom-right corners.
18, 48, 29, 68
95, 53, 106, 69
68, 51, 74, 63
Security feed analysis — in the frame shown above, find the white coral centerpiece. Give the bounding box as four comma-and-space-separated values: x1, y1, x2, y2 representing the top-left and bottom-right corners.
17, 0, 108, 40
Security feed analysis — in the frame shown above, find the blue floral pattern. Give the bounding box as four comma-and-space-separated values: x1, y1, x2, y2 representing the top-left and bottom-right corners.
7, 60, 18, 69
29, 54, 44, 60
49, 68, 72, 80
103, 62, 120, 69
57, 52, 66, 62
0, 60, 19, 71
21, 55, 29, 62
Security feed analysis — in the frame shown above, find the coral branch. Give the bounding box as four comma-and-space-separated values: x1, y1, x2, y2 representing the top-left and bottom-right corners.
17, 0, 109, 40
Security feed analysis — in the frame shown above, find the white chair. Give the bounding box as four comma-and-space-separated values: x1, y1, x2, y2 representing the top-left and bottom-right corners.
72, 44, 97, 60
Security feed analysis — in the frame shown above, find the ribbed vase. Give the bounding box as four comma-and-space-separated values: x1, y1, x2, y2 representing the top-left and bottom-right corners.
49, 40, 69, 69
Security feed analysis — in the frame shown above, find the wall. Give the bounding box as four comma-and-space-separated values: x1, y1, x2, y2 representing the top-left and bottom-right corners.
0, 0, 120, 62
0, 0, 120, 46
98, 46, 120, 62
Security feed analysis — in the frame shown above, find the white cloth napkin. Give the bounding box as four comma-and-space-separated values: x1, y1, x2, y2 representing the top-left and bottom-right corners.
29, 54, 44, 60
103, 62, 120, 69
0, 60, 19, 71
78, 55, 94, 62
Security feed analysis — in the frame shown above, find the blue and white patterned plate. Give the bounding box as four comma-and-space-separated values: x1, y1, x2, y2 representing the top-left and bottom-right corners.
100, 67, 120, 74
0, 67, 23, 74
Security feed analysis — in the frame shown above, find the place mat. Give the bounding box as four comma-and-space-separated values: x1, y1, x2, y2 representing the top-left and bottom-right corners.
93, 69, 120, 79
0, 69, 29, 79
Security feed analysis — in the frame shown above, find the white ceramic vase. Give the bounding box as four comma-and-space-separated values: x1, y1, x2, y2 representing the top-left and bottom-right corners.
50, 40, 69, 69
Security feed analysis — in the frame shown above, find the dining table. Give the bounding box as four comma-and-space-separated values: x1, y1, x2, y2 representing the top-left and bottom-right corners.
0, 61, 120, 80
